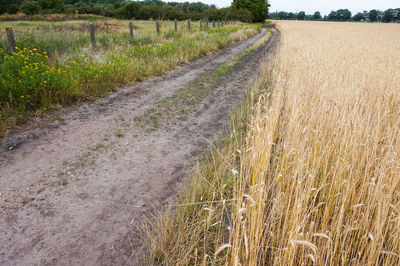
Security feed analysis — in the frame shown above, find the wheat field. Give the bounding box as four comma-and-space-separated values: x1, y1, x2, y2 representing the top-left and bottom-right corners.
148, 21, 400, 265
227, 21, 400, 265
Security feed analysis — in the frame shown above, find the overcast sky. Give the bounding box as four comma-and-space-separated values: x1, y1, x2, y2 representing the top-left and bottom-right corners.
170, 0, 399, 15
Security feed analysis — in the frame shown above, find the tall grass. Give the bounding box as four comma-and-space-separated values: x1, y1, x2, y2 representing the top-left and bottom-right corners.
0, 20, 260, 137
147, 21, 400, 265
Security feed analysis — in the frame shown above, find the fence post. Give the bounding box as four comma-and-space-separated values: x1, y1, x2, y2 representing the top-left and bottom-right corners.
156, 20, 160, 34
212, 20, 215, 28
89, 23, 96, 49
5, 27, 16, 51
187, 19, 191, 30
200, 19, 203, 30
129, 21, 134, 41
206, 19, 209, 29
174, 19, 178, 32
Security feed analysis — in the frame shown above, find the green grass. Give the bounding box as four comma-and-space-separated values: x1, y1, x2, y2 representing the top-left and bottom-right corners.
0, 20, 261, 137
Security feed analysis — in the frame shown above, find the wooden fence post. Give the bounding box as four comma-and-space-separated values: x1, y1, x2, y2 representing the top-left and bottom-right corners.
174, 19, 178, 32
200, 19, 203, 30
212, 20, 215, 28
89, 23, 96, 49
5, 27, 16, 51
206, 19, 209, 29
129, 21, 134, 41
188, 19, 191, 30
156, 20, 160, 34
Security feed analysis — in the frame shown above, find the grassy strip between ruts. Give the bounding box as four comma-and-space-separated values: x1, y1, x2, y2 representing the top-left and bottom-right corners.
0, 22, 262, 137
133, 28, 271, 132
144, 29, 273, 265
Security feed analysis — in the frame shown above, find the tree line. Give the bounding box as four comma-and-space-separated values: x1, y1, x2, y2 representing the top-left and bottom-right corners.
0, 0, 270, 23
269, 8, 400, 23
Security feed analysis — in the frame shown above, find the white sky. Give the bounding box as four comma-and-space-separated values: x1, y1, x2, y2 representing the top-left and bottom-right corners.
169, 0, 399, 15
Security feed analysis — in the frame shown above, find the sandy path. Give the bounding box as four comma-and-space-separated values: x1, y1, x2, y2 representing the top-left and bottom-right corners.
0, 28, 279, 265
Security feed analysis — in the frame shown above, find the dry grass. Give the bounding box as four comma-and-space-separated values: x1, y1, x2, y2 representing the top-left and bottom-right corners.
226, 21, 400, 265
147, 21, 400, 265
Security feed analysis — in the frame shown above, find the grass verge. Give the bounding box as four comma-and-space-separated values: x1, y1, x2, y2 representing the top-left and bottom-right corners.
0, 22, 262, 137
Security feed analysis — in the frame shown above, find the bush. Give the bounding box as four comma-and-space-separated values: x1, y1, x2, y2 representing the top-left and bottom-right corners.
19, 1, 42, 15
0, 47, 78, 113
230, 8, 253, 22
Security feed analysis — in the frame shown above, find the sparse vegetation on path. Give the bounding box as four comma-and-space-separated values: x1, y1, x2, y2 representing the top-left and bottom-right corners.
148, 21, 400, 265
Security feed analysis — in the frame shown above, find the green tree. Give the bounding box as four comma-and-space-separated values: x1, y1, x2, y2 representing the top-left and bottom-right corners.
230, 8, 253, 22
312, 11, 322, 20
37, 0, 64, 10
19, 0, 42, 14
118, 1, 142, 19
382, 9, 394, 22
297, 11, 305, 20
368, 9, 378, 22
336, 9, 351, 21
277, 11, 287, 20
352, 12, 364, 21
232, 0, 270, 22
328, 11, 337, 20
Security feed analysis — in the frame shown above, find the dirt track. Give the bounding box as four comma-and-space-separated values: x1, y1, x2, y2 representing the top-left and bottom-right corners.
0, 28, 279, 265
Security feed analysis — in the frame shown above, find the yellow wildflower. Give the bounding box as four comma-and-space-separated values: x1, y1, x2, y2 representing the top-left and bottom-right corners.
32, 48, 37, 51
80, 54, 85, 57
20, 95, 24, 98
72, 60, 77, 65
44, 81, 47, 84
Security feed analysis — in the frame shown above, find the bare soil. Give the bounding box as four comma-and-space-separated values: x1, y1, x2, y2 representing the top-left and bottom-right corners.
0, 28, 279, 265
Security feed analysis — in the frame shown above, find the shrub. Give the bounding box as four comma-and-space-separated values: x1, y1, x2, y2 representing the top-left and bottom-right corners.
19, 1, 42, 15
0, 47, 78, 113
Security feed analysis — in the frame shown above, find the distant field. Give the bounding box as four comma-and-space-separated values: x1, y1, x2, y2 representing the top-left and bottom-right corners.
148, 21, 400, 265
0, 19, 260, 137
